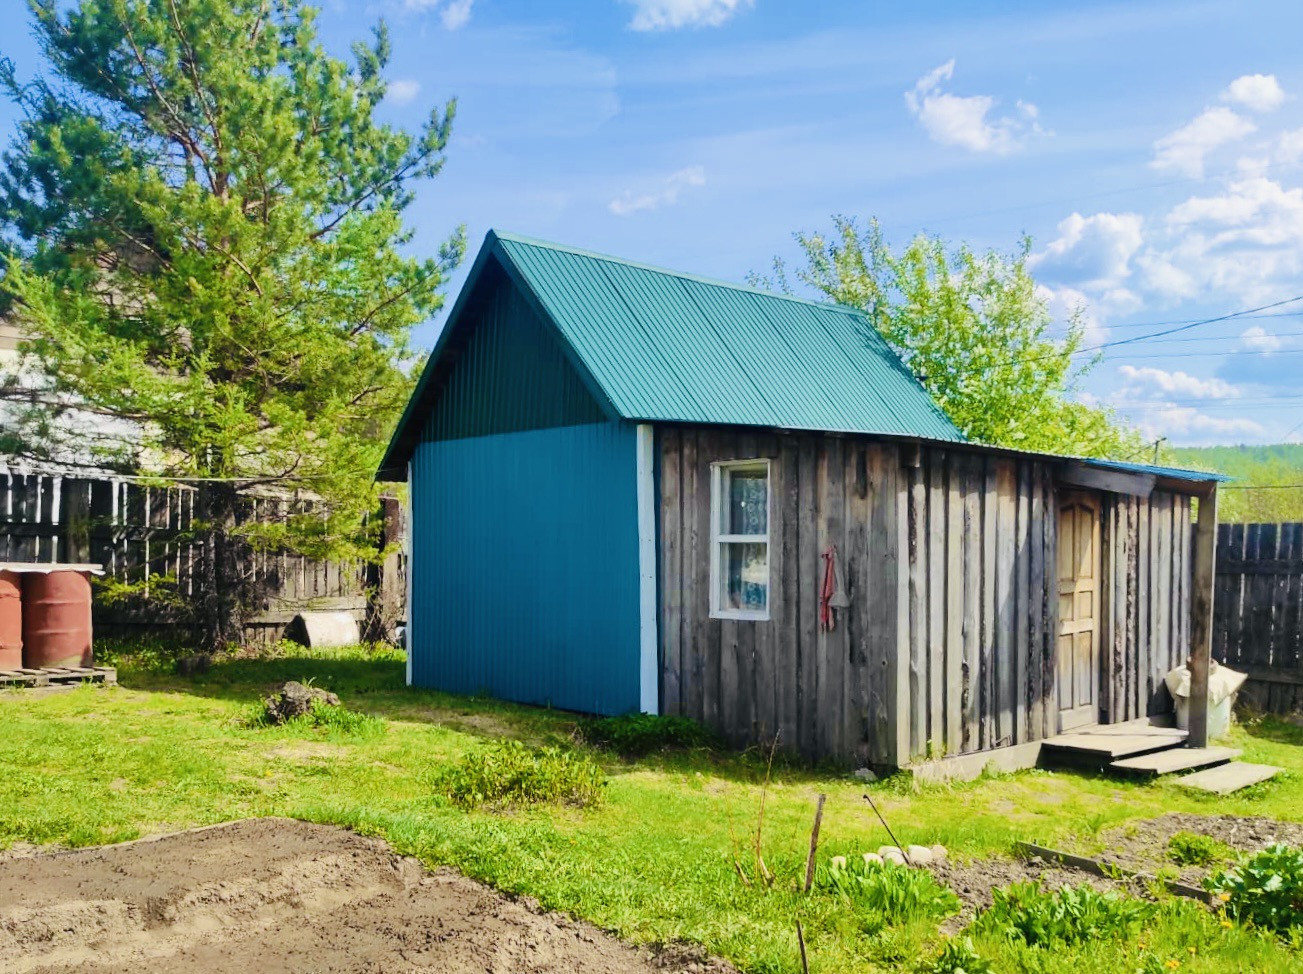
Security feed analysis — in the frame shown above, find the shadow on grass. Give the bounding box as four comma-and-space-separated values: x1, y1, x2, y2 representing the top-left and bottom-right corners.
1238, 712, 1303, 748
116, 654, 863, 787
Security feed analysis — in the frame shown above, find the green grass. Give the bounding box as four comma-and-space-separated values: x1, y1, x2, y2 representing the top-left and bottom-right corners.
1, 644, 1301, 973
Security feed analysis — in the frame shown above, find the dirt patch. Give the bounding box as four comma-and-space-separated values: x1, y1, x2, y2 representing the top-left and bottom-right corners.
0, 818, 735, 974
1097, 812, 1303, 886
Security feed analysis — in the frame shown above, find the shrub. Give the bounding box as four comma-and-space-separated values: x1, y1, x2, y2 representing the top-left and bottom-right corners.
820, 857, 960, 922
1205, 843, 1303, 936
976, 881, 1157, 947
434, 740, 606, 810
917, 937, 995, 974
1167, 830, 1233, 867
580, 713, 719, 756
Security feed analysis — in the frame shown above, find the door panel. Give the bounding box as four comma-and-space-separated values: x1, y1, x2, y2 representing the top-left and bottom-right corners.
1057, 492, 1101, 730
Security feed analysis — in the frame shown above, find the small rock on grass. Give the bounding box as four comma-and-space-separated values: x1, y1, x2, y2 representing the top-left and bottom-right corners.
906, 845, 935, 865
878, 845, 907, 865
853, 767, 878, 782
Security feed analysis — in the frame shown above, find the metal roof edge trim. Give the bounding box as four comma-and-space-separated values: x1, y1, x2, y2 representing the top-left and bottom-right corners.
634, 420, 1228, 482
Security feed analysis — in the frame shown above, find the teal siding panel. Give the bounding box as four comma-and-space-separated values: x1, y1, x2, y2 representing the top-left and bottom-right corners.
425, 269, 605, 441
409, 420, 642, 715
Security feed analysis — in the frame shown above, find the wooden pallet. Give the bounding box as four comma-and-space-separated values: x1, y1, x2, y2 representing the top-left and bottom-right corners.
0, 666, 117, 688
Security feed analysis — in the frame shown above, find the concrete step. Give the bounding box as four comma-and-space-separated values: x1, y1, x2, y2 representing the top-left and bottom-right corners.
1110, 746, 1240, 776
1180, 762, 1282, 795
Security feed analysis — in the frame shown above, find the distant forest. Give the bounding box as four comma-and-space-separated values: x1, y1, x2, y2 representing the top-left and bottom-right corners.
1168, 443, 1303, 523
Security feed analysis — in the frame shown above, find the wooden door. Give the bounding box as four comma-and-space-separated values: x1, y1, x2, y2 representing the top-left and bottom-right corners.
1057, 491, 1101, 730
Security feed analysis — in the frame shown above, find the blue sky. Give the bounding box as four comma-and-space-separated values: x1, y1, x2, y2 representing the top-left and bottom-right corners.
3, 0, 1303, 445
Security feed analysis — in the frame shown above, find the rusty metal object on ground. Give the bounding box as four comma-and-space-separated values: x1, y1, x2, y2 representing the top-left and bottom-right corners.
21, 570, 94, 669
0, 571, 21, 669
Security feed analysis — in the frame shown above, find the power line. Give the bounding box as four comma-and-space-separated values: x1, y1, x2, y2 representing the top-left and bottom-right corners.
921, 295, 1303, 379
1098, 348, 1303, 361
1083, 295, 1303, 354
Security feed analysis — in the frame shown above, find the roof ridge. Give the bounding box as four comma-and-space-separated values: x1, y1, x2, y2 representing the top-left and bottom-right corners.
489, 229, 869, 316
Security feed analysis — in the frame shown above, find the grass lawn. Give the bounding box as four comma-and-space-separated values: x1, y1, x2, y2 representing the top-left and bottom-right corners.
1, 643, 1301, 973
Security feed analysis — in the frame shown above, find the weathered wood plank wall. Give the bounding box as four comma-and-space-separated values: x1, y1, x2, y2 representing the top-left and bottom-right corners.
658, 428, 1203, 766
901, 447, 1057, 759
1100, 492, 1194, 722
657, 428, 902, 765
1214, 522, 1303, 714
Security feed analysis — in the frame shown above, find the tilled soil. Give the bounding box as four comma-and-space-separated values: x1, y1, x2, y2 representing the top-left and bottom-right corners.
928, 856, 1144, 930
0, 818, 734, 974
1097, 812, 1303, 886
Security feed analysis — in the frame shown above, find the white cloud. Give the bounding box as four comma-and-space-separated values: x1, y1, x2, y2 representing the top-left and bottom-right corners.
1224, 73, 1286, 113
1278, 128, 1303, 165
403, 0, 473, 28
1030, 211, 1144, 290
1240, 325, 1284, 352
904, 60, 1037, 154
1116, 365, 1239, 400
441, 0, 473, 29
1128, 403, 1264, 443
1151, 106, 1255, 178
1155, 177, 1303, 303
608, 165, 706, 216
627, 0, 752, 31
386, 79, 421, 105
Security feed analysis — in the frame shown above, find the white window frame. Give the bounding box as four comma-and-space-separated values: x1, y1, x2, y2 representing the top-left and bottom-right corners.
710, 459, 771, 621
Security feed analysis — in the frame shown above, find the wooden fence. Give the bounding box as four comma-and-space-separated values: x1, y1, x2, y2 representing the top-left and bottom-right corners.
1214, 522, 1303, 714
0, 465, 405, 647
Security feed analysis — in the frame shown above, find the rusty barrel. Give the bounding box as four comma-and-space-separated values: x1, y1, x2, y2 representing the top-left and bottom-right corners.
0, 571, 21, 669
22, 570, 93, 669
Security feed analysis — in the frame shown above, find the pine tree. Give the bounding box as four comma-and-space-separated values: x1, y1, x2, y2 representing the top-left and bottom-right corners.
0, 0, 463, 649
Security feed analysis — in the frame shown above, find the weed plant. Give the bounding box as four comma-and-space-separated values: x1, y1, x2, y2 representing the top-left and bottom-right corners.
975, 881, 1157, 947
1167, 830, 1233, 867
434, 740, 605, 810
1205, 843, 1303, 937
580, 713, 720, 756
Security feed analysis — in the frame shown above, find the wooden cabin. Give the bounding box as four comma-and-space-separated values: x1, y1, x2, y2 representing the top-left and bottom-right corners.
379, 231, 1223, 771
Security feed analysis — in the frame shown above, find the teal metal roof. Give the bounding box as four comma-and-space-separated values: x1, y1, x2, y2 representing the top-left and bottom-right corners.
380, 231, 962, 476
1080, 457, 1231, 483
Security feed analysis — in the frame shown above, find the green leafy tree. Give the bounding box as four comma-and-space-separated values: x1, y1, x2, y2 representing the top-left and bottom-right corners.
765, 217, 1141, 457
0, 0, 463, 649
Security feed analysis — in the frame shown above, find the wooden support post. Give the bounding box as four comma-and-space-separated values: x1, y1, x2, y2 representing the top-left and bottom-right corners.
803, 793, 826, 893
1188, 486, 1217, 748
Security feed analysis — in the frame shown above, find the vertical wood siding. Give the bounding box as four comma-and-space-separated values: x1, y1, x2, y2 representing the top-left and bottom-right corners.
901, 447, 1056, 758
657, 427, 901, 765
658, 428, 1199, 766
1100, 491, 1193, 722
1214, 522, 1303, 714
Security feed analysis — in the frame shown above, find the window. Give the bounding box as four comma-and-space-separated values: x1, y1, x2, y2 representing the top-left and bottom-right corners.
710, 460, 770, 620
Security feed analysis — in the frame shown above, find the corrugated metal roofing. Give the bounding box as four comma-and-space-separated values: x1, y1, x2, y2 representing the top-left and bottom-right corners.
492, 232, 964, 440
1080, 457, 1232, 483
378, 230, 965, 476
